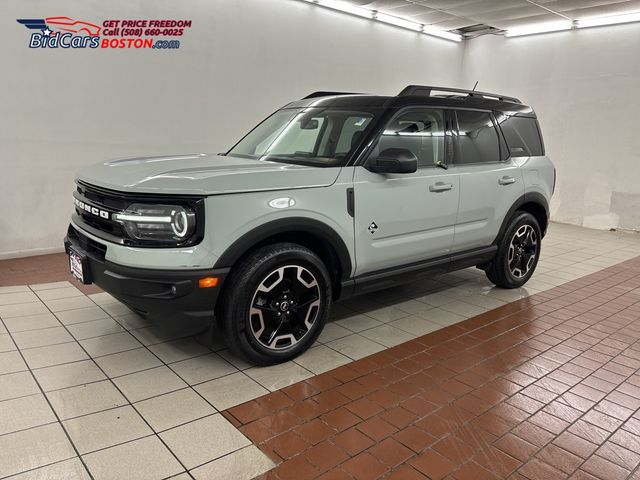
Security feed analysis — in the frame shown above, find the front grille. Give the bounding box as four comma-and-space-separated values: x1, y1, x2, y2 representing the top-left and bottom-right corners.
75, 182, 128, 238
79, 182, 130, 209
68, 224, 107, 261
79, 212, 123, 236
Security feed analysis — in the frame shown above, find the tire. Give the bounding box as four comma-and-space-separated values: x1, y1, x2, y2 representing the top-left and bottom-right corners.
485, 211, 541, 289
218, 243, 332, 365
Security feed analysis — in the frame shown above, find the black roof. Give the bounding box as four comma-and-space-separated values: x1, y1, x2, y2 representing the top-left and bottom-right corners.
286, 85, 535, 117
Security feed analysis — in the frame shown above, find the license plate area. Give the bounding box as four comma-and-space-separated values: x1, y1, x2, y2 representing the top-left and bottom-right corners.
68, 248, 91, 284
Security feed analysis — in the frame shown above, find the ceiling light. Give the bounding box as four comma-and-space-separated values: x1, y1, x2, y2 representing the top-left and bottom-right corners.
312, 0, 371, 18
373, 12, 422, 31
505, 21, 573, 37
300, 0, 460, 42
423, 25, 462, 42
577, 11, 640, 28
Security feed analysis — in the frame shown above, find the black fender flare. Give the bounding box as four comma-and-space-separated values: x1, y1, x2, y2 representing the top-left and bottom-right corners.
214, 217, 353, 281
493, 192, 550, 244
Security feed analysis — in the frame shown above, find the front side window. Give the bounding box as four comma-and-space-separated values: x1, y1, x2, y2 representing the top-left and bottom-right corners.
227, 107, 377, 167
453, 110, 500, 164
370, 108, 445, 168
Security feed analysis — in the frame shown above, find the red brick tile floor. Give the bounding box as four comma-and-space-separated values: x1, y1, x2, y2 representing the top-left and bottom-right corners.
4, 252, 640, 479
0, 252, 100, 295
220, 256, 640, 480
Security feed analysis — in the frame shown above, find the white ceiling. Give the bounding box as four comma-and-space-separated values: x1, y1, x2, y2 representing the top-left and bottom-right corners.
344, 0, 640, 30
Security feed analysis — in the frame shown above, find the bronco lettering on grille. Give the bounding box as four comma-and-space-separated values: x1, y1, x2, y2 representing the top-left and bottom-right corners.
74, 198, 110, 219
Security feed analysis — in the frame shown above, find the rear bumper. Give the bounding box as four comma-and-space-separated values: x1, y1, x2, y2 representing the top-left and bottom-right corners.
64, 225, 228, 335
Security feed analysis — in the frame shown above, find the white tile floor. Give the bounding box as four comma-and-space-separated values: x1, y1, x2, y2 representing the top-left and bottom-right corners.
0, 223, 639, 479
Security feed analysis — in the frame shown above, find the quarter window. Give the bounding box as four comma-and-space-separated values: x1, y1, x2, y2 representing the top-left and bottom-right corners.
498, 115, 544, 157
453, 110, 500, 164
372, 108, 445, 168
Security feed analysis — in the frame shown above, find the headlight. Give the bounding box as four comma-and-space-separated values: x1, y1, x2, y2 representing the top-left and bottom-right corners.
113, 204, 196, 243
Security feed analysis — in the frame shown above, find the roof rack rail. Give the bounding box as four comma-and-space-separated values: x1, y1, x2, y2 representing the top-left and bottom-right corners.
302, 91, 360, 99
398, 85, 521, 104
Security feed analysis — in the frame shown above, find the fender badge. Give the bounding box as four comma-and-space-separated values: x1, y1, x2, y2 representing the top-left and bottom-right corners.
368, 222, 378, 234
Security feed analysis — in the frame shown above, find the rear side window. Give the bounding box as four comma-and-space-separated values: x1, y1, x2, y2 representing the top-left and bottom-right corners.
453, 110, 500, 164
498, 116, 545, 156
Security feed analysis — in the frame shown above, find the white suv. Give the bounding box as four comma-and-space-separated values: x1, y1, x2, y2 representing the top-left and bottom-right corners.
65, 85, 555, 365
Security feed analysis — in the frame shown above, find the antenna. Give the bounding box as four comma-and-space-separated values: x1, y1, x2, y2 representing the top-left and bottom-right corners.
472, 81, 478, 91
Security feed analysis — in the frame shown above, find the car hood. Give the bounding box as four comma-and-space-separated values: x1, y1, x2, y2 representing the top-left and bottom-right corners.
76, 153, 342, 195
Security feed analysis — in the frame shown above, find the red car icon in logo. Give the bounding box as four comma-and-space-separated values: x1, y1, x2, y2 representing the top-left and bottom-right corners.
45, 16, 101, 36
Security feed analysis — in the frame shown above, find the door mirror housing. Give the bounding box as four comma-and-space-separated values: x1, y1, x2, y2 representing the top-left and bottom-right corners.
367, 148, 418, 174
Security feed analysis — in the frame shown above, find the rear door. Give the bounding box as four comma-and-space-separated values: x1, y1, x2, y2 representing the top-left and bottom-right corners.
450, 109, 524, 252
353, 107, 460, 276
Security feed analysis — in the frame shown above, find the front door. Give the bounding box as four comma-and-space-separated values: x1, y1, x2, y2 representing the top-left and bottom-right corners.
353, 107, 460, 276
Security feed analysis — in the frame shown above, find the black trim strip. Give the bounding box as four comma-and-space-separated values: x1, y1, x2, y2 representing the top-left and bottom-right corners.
214, 217, 353, 281
344, 246, 497, 298
346, 188, 355, 218
77, 180, 204, 200
493, 193, 549, 243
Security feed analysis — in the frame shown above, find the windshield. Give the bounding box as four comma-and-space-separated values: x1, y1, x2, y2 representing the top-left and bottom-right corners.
227, 107, 380, 167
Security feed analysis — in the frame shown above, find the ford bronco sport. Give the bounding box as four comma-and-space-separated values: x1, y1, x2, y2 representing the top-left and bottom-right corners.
65, 85, 555, 365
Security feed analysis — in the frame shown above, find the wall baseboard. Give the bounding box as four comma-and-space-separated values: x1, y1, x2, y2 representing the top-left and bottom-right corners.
550, 220, 639, 234
0, 247, 65, 261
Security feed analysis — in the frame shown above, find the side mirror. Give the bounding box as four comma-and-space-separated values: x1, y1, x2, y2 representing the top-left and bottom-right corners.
367, 148, 418, 174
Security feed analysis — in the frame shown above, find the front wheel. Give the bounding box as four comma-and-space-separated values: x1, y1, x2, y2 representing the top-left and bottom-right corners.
485, 212, 541, 289
218, 243, 332, 365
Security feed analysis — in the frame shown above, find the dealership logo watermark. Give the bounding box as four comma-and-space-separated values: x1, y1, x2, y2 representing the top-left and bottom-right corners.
17, 16, 192, 49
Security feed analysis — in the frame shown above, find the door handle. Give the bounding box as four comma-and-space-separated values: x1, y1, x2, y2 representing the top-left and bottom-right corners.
498, 176, 516, 186
429, 182, 454, 192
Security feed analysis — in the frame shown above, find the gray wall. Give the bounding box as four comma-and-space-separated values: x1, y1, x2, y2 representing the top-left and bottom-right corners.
461, 25, 640, 231
3, 0, 640, 258
0, 0, 464, 258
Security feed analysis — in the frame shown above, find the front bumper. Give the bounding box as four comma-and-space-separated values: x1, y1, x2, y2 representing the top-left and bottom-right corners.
64, 225, 229, 335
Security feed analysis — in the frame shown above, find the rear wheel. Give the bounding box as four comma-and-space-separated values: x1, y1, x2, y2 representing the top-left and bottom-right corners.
218, 243, 331, 365
485, 211, 541, 289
